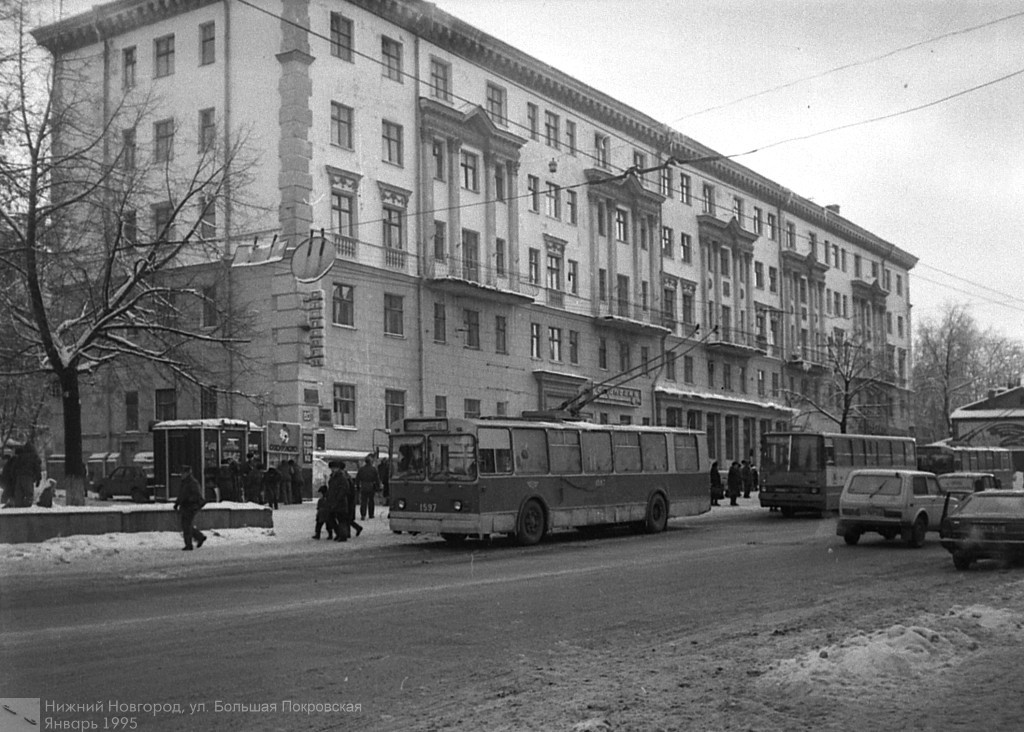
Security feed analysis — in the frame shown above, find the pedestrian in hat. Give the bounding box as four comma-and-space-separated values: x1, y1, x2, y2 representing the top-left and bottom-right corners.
313, 485, 333, 540
325, 461, 350, 542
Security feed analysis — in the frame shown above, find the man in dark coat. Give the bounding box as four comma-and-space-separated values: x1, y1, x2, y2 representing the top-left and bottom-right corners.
325, 461, 350, 542
708, 461, 723, 506
355, 455, 381, 520
262, 464, 282, 510
287, 459, 304, 504
741, 460, 754, 498
11, 443, 42, 508
726, 462, 742, 506
173, 465, 207, 551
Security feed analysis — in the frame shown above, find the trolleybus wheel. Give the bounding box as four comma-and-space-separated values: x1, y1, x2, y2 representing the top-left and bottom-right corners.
952, 550, 972, 571
644, 493, 669, 534
843, 530, 861, 546
516, 499, 545, 546
441, 532, 468, 546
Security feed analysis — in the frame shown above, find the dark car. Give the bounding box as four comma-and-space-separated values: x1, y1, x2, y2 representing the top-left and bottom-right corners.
936, 472, 1001, 496
939, 490, 1024, 570
94, 465, 153, 502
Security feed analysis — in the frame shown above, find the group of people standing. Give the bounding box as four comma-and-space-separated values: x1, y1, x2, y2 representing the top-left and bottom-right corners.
708, 459, 759, 506
314, 456, 384, 542
0, 443, 43, 508
210, 454, 304, 507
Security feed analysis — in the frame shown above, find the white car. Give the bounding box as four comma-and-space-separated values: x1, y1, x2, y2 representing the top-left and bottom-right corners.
836, 470, 945, 547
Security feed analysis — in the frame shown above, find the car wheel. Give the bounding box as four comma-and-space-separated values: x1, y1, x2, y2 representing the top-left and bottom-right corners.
843, 530, 861, 546
952, 551, 973, 571
98, 488, 110, 501
515, 499, 545, 546
130, 487, 148, 503
643, 493, 669, 534
904, 516, 927, 548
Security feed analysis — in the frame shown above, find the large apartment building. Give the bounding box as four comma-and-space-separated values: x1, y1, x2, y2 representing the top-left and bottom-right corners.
33, 0, 917, 467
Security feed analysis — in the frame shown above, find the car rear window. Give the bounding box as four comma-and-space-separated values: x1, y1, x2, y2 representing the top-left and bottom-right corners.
953, 495, 1024, 516
846, 475, 902, 496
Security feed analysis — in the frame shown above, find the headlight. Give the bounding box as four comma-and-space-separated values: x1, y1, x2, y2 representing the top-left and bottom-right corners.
809, 487, 820, 494
452, 500, 463, 511
396, 499, 406, 510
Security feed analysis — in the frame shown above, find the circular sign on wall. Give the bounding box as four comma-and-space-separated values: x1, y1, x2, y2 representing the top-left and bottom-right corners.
290, 233, 338, 283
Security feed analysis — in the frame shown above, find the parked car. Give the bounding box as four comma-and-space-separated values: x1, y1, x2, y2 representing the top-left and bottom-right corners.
836, 469, 945, 547
94, 465, 153, 502
936, 472, 1001, 496
940, 489, 1024, 570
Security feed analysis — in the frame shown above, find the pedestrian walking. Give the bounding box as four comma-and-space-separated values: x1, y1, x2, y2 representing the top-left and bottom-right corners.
345, 462, 363, 537
709, 461, 723, 506
173, 465, 207, 551
0, 452, 14, 507
242, 453, 261, 503
11, 443, 42, 508
741, 460, 754, 498
325, 460, 350, 541
355, 455, 381, 520
312, 485, 334, 540
751, 465, 759, 492
262, 464, 282, 509
726, 461, 742, 506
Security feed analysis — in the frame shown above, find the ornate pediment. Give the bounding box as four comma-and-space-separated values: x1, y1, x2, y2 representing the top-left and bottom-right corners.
326, 166, 361, 192
377, 181, 412, 209
697, 214, 758, 254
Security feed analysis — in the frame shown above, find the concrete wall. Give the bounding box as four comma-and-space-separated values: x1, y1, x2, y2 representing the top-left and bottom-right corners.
0, 506, 273, 544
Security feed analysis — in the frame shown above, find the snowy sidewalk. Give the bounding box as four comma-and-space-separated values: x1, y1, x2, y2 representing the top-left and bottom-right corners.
0, 495, 768, 575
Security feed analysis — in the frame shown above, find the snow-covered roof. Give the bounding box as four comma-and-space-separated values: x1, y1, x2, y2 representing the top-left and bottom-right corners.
152, 419, 262, 430
655, 386, 798, 415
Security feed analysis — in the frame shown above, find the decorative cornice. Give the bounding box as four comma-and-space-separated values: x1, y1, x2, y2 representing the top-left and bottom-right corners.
326, 166, 362, 192
543, 234, 567, 255
584, 168, 664, 210
377, 181, 412, 209
697, 214, 758, 255
419, 98, 526, 159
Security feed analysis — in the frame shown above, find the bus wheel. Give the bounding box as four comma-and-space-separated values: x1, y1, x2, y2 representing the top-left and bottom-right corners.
516, 499, 545, 546
644, 493, 668, 534
843, 530, 861, 546
441, 533, 467, 546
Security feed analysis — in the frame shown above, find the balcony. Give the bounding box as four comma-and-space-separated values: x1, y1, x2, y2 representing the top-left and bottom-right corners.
426, 257, 534, 305
705, 327, 768, 358
594, 301, 671, 336
786, 345, 831, 373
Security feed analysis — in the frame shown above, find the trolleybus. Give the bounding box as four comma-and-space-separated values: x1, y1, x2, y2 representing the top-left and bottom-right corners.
759, 431, 917, 515
916, 443, 1014, 488
387, 416, 710, 545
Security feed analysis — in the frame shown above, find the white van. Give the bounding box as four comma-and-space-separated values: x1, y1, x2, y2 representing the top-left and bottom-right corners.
836, 470, 945, 547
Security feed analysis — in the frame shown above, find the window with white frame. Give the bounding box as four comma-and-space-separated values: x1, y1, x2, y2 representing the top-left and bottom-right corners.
154, 118, 174, 162
198, 107, 216, 153
199, 22, 215, 65
545, 183, 560, 219
381, 36, 402, 81
548, 327, 562, 361
122, 46, 136, 89
433, 302, 446, 342
384, 389, 405, 428
332, 192, 354, 237
384, 294, 404, 335
495, 315, 507, 354
463, 309, 480, 348
486, 83, 506, 126
702, 183, 715, 214
528, 248, 540, 284
331, 102, 353, 148
460, 150, 479, 191
569, 330, 579, 364
530, 323, 541, 358
382, 207, 403, 250
594, 133, 610, 168
430, 57, 451, 101
331, 283, 354, 326
154, 34, 175, 77
333, 383, 356, 426
381, 120, 403, 165
544, 111, 560, 148
330, 12, 353, 60
565, 120, 576, 154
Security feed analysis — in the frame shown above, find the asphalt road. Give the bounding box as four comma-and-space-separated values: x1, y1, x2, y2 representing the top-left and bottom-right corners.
2, 508, 1019, 731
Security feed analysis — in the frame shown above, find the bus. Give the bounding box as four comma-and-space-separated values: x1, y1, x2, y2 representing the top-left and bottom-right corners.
387, 416, 710, 545
759, 431, 917, 515
916, 443, 1014, 487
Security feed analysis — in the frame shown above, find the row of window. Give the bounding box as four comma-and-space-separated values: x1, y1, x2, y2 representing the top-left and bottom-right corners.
126, 385, 218, 427
122, 108, 217, 169
121, 22, 215, 88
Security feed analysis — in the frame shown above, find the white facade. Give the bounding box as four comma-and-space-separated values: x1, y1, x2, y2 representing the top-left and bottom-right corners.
34, 0, 918, 464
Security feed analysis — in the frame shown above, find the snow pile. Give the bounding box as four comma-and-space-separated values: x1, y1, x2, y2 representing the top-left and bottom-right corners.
1, 527, 276, 566
759, 599, 1024, 698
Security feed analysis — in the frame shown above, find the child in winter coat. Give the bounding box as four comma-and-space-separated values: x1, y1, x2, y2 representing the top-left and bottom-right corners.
313, 485, 333, 540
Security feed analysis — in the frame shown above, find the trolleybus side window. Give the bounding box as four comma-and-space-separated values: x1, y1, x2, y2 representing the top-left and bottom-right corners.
612, 431, 642, 473
478, 427, 513, 475
427, 435, 476, 481
512, 428, 549, 474
792, 435, 821, 471
673, 433, 700, 472
641, 433, 668, 473
823, 437, 836, 466
834, 437, 852, 466
581, 431, 613, 473
548, 430, 582, 474
394, 436, 425, 479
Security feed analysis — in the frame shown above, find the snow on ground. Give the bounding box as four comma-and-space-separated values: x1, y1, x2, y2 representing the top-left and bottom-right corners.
758, 595, 1024, 700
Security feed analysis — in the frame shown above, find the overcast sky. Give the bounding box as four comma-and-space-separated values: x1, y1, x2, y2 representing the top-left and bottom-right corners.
430, 0, 1024, 343
47, 0, 1024, 344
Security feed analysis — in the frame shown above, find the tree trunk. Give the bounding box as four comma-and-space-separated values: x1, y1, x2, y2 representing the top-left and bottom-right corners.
60, 368, 87, 506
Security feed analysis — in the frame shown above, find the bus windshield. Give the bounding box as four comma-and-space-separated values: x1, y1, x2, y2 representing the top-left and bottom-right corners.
393, 436, 425, 480
428, 435, 477, 481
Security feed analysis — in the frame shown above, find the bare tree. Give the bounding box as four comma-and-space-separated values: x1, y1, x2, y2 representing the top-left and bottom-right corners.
912, 304, 1024, 443
787, 334, 893, 434
0, 3, 260, 503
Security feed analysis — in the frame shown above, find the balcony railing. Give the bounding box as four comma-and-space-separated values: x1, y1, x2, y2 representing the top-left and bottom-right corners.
706, 327, 768, 356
